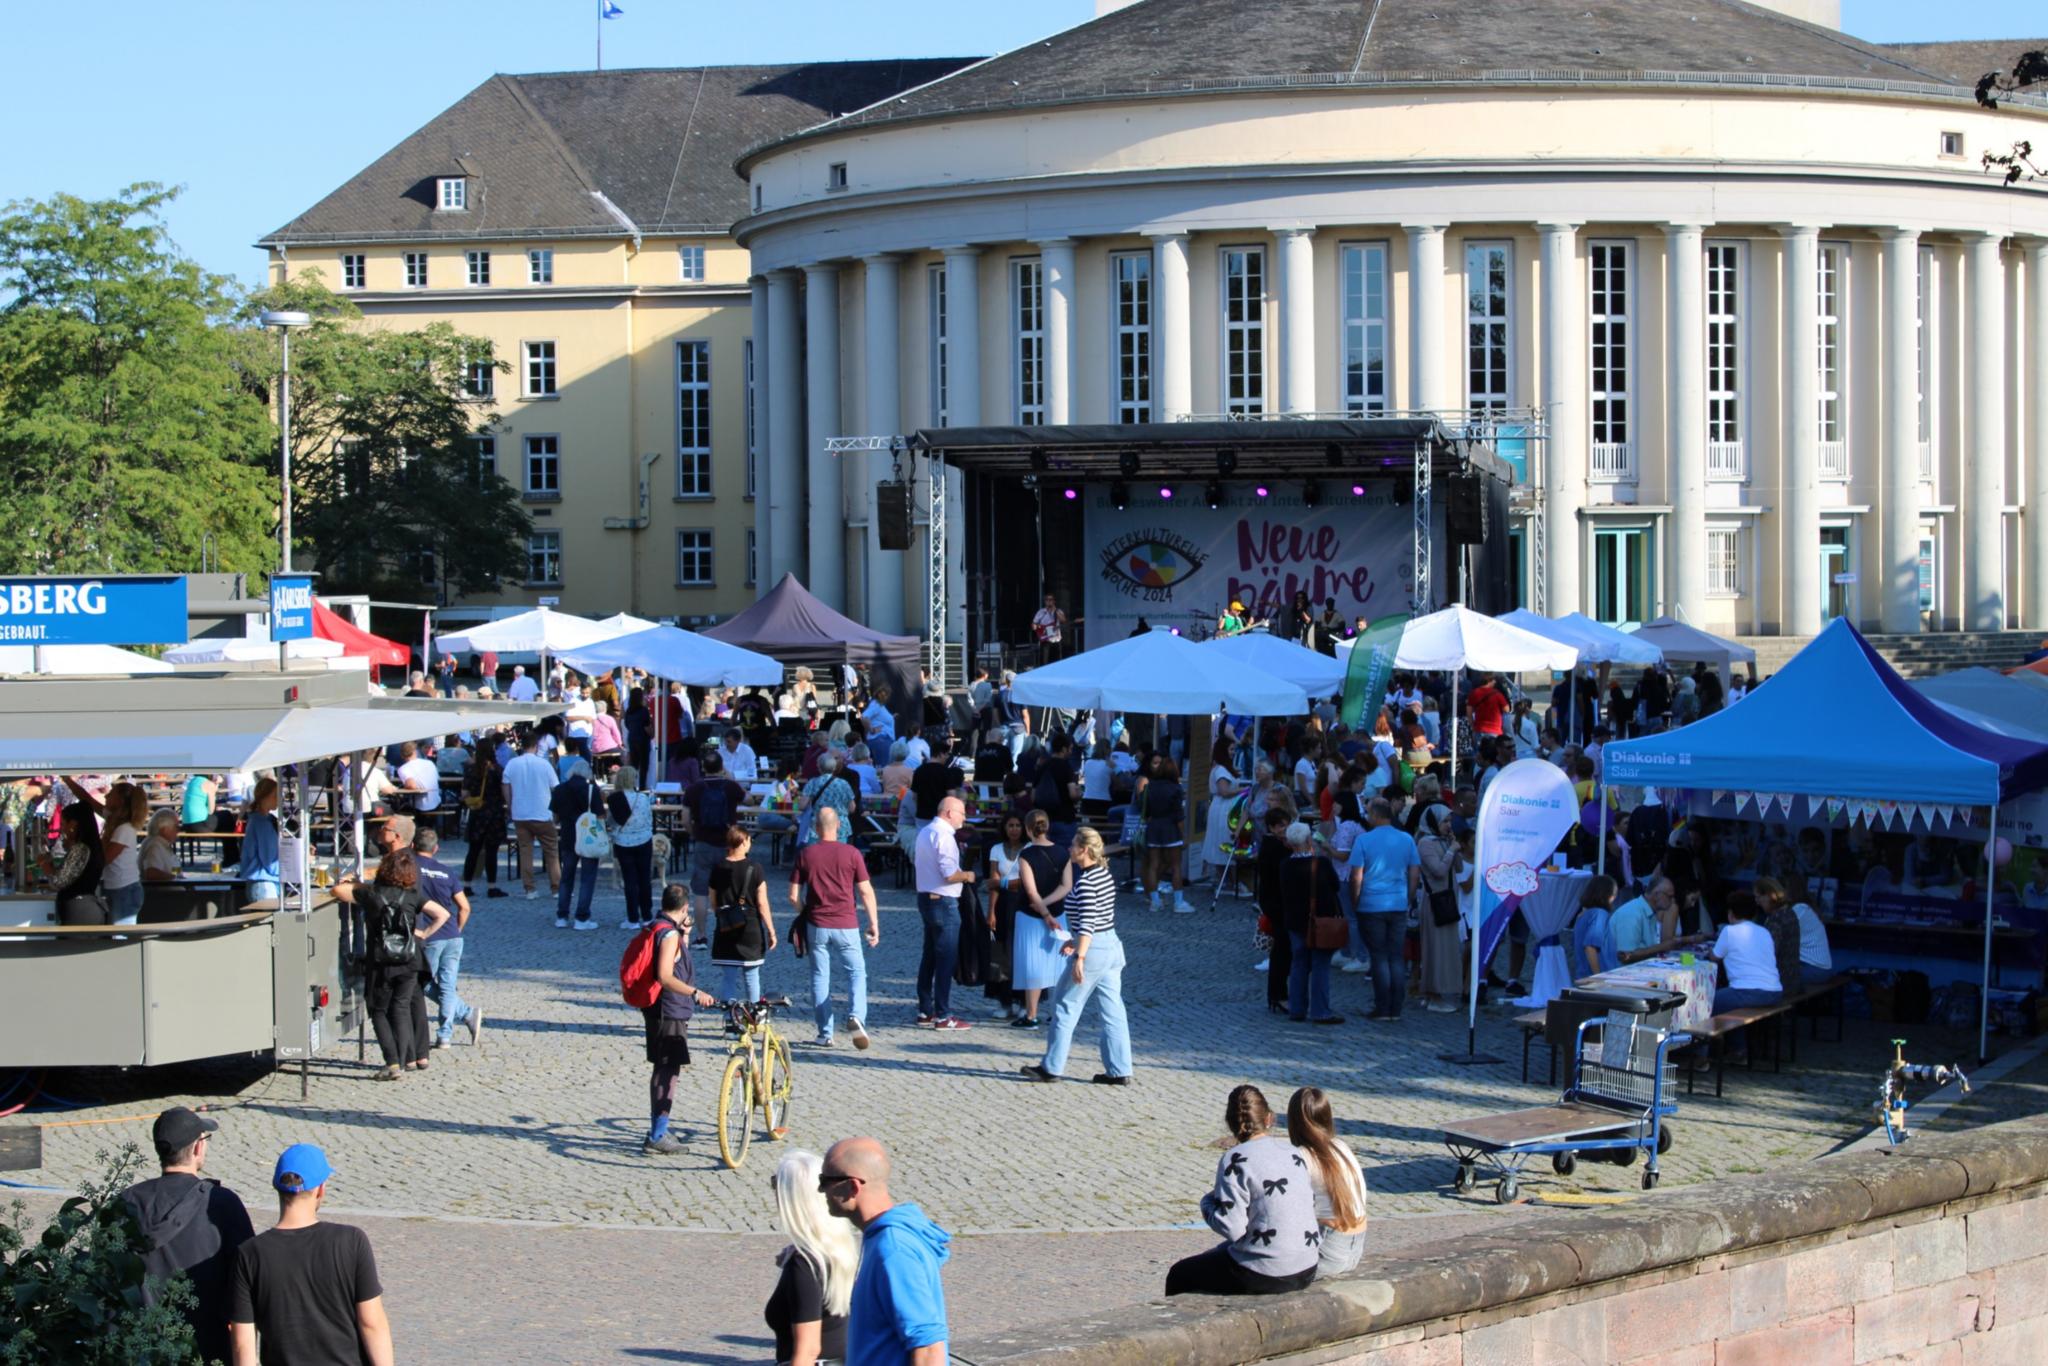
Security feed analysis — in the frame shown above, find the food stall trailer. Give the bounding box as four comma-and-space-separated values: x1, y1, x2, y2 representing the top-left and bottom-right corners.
0, 667, 553, 1091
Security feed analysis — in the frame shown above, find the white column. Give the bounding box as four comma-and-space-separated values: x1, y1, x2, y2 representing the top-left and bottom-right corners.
863, 254, 906, 633
803, 263, 845, 610
765, 268, 805, 587
1275, 227, 1317, 414
1780, 225, 1824, 637
1880, 228, 1923, 633
2028, 239, 2048, 628
1038, 239, 1076, 425
1151, 231, 1192, 421
1538, 222, 1584, 616
1403, 222, 1449, 413
749, 275, 774, 593
1665, 223, 1709, 624
1964, 231, 2008, 631
941, 248, 980, 640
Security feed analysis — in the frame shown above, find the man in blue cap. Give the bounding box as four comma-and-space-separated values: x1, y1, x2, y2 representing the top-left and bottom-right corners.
228, 1143, 392, 1366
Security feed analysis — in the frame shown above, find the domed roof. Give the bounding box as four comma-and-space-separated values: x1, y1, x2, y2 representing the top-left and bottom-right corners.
775, 0, 1964, 151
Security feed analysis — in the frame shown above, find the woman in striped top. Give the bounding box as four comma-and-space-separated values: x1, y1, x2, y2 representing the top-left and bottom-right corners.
1019, 826, 1133, 1085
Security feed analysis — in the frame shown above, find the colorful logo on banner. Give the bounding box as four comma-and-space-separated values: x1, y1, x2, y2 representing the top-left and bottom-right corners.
1339, 614, 1408, 730
1473, 759, 1581, 975
270, 575, 315, 642
0, 576, 188, 646
1082, 486, 1422, 636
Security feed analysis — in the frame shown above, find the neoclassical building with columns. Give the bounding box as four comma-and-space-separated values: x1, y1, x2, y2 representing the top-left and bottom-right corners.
735, 0, 2048, 643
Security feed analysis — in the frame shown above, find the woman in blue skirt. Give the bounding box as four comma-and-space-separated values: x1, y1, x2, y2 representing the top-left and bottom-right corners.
1012, 809, 1072, 1029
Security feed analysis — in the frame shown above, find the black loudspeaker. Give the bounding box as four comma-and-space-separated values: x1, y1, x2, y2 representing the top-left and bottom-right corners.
876, 481, 912, 550
1445, 476, 1486, 543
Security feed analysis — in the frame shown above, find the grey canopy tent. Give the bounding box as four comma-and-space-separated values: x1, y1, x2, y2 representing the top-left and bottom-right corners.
702, 574, 922, 723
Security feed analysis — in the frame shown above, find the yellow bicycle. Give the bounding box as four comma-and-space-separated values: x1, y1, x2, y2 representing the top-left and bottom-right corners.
716, 996, 795, 1169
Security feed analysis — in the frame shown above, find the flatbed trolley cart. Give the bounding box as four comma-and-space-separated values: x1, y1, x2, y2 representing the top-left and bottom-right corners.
1442, 988, 1690, 1203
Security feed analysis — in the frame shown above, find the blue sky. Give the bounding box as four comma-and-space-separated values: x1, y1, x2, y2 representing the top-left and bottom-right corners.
3, 0, 2040, 286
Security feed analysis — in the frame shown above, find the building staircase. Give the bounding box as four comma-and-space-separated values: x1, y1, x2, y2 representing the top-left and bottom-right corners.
1734, 629, 2044, 680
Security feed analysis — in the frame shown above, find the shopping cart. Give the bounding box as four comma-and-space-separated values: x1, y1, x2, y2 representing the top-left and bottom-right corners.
1441, 987, 1690, 1204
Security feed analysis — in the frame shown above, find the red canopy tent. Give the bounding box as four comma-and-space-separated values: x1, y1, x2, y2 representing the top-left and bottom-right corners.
313, 600, 409, 669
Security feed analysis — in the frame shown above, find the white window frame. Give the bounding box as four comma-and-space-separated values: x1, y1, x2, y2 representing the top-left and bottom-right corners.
1706, 525, 1741, 597
678, 244, 705, 283
437, 177, 467, 211
1917, 246, 1937, 481
465, 250, 491, 287
745, 528, 757, 587
471, 435, 496, 488
1221, 245, 1267, 416
1917, 529, 1939, 613
1111, 250, 1153, 424
928, 263, 948, 426
527, 248, 553, 285
521, 340, 557, 398
341, 253, 365, 290
464, 355, 494, 400
743, 337, 757, 499
522, 435, 560, 498
1704, 240, 1746, 480
1464, 241, 1513, 414
403, 251, 427, 288
527, 530, 561, 585
1340, 242, 1390, 417
675, 340, 712, 498
1817, 242, 1848, 480
676, 529, 714, 587
1012, 257, 1045, 425
1588, 239, 1633, 479
827, 163, 848, 192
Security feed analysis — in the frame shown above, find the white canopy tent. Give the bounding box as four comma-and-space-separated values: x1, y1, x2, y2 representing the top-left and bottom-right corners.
1627, 617, 1756, 681
0, 644, 171, 675
1011, 628, 1309, 716
163, 635, 346, 665
1498, 609, 1663, 666
1202, 631, 1346, 696
1914, 667, 2048, 742
434, 607, 644, 674
594, 612, 661, 637
557, 625, 783, 687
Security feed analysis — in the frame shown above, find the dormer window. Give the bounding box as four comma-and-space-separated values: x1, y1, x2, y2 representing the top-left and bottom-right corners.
438, 177, 468, 211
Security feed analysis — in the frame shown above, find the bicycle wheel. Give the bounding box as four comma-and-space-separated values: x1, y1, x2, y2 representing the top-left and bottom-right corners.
761, 1031, 794, 1140
716, 1052, 754, 1169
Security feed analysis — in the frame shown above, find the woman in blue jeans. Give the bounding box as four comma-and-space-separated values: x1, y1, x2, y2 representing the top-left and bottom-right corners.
605, 765, 656, 928
1020, 828, 1132, 1084
1281, 823, 1345, 1024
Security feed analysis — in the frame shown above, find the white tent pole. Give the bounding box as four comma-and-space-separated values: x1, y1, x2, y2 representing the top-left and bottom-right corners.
1449, 672, 1461, 794
1981, 801, 1999, 1063
1597, 785, 1608, 878
1467, 806, 1483, 1037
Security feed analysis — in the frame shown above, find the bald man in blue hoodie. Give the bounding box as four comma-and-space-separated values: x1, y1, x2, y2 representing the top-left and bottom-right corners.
822, 1136, 951, 1366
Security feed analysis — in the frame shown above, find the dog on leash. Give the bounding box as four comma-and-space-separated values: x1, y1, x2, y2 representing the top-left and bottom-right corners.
649, 832, 673, 888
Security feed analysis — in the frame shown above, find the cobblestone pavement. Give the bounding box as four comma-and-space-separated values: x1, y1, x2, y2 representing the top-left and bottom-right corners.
14, 851, 2021, 1233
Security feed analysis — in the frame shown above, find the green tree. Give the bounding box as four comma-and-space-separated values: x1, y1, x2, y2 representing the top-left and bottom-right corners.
0, 1145, 205, 1365
244, 275, 530, 603
0, 184, 277, 576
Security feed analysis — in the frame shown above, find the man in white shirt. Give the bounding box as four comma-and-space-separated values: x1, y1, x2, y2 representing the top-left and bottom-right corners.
901, 724, 932, 772
719, 728, 759, 784
501, 731, 560, 898
395, 742, 442, 813
912, 797, 976, 1030
506, 666, 539, 703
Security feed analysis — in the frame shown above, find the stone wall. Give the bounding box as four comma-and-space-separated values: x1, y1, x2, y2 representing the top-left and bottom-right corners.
952, 1115, 2048, 1366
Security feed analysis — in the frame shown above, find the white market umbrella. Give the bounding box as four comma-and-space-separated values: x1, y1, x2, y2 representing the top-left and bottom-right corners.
433, 606, 629, 657
1627, 617, 1756, 680
163, 635, 344, 665
594, 612, 661, 637
0, 643, 172, 675
1203, 631, 1346, 696
557, 625, 782, 688
1390, 606, 1577, 791
1011, 629, 1308, 716
1499, 609, 1663, 666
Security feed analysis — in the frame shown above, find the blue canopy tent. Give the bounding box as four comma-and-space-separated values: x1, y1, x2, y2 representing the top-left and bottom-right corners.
1604, 618, 2048, 1059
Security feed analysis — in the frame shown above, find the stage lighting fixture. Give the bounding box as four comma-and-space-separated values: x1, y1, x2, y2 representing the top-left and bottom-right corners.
1204, 480, 1223, 508
1350, 482, 1366, 497
1215, 448, 1239, 476
1254, 483, 1270, 499
1110, 479, 1130, 509
1158, 485, 1175, 500
1062, 486, 1078, 500
1302, 480, 1322, 508
1029, 447, 1049, 472
1118, 448, 1142, 477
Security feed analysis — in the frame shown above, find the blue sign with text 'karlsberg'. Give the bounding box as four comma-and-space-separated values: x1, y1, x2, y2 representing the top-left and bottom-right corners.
0, 576, 189, 646
270, 575, 315, 642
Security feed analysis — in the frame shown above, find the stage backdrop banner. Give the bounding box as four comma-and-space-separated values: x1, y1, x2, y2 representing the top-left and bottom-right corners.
1082, 484, 1423, 638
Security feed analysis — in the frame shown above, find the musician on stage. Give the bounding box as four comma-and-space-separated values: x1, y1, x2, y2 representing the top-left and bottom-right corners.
1031, 594, 1069, 665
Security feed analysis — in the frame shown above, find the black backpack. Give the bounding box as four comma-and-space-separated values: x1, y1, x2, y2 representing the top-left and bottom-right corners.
362, 886, 420, 968
696, 780, 732, 830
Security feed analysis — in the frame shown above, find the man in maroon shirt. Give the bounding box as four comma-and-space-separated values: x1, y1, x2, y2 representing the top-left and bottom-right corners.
789, 806, 879, 1050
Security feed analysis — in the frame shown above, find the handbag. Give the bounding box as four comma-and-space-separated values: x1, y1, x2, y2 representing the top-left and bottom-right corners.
574, 786, 611, 860
1306, 857, 1349, 952
1424, 838, 1462, 927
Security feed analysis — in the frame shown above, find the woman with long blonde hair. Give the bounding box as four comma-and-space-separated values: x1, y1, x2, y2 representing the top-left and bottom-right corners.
765, 1149, 860, 1366
1288, 1086, 1368, 1277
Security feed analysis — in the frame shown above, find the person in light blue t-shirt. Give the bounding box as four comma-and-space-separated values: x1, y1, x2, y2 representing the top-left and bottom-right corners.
1571, 875, 1618, 980
1345, 797, 1420, 1019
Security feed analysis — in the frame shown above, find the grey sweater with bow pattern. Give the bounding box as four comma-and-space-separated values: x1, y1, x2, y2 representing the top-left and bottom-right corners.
1200, 1135, 1321, 1278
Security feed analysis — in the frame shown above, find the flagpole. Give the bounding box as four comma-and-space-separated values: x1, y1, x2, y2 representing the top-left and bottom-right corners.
596, 0, 603, 70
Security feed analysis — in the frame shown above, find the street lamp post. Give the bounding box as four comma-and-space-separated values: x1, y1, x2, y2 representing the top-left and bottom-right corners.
259, 310, 311, 573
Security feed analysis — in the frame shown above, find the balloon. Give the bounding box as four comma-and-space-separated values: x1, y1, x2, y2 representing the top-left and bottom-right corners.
1994, 837, 2015, 867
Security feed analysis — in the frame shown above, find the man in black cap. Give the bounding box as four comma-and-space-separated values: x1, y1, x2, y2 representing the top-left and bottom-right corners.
120, 1106, 256, 1363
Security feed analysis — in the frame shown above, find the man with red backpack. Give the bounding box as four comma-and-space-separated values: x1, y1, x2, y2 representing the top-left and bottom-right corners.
622, 883, 718, 1155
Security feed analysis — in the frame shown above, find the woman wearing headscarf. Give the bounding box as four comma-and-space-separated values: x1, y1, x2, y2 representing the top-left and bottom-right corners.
1416, 804, 1468, 1011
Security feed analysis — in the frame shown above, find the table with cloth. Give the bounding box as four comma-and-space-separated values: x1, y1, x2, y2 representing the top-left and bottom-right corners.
1509, 869, 1593, 1010
1582, 955, 1718, 1035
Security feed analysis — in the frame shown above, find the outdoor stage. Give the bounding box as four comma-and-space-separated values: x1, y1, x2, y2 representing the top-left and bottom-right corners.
911, 419, 1515, 667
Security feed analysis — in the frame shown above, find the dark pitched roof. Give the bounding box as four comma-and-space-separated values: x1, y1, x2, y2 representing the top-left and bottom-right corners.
262, 60, 973, 247
766, 0, 1965, 152
1878, 39, 2048, 88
